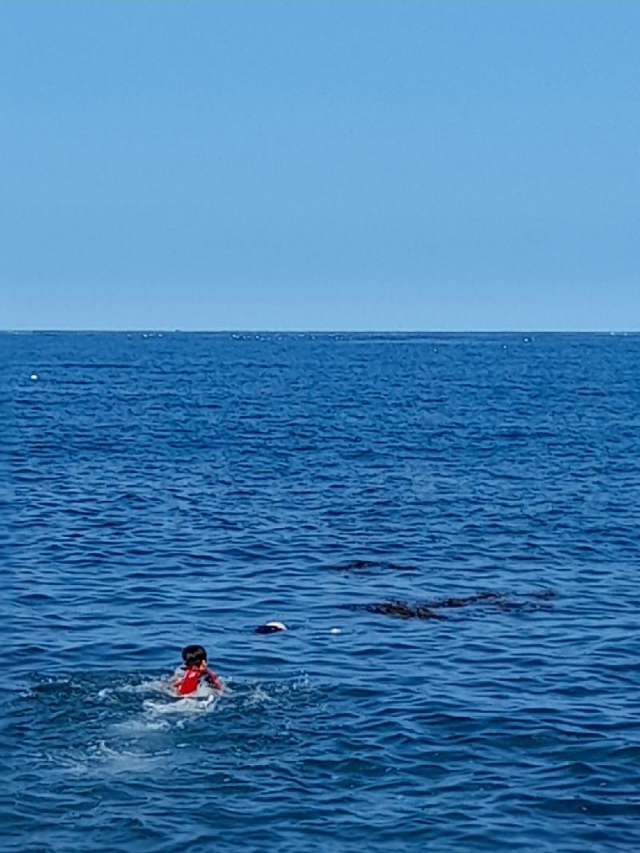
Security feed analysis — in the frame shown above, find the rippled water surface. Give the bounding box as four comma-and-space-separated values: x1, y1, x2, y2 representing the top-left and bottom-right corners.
5, 332, 640, 852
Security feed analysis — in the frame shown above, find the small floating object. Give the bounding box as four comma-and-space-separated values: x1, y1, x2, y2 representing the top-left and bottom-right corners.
255, 621, 287, 634
29, 374, 38, 381
330, 628, 342, 634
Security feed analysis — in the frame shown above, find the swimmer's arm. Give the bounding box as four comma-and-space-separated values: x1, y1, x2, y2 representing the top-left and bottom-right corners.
207, 668, 224, 692
172, 667, 185, 692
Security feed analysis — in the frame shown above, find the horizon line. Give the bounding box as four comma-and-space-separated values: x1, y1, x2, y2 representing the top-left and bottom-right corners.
2, 328, 638, 336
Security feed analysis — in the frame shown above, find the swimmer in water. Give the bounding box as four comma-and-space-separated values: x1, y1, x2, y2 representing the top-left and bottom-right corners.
174, 644, 223, 696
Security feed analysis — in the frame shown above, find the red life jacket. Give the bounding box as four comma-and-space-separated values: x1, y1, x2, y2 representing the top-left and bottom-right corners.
175, 666, 221, 695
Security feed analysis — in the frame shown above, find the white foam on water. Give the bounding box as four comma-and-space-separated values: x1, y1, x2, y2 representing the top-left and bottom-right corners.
97, 675, 224, 741
113, 716, 172, 733
121, 676, 177, 696
73, 675, 314, 765
244, 685, 273, 706
290, 673, 310, 691
98, 676, 178, 702
48, 738, 168, 778
239, 674, 311, 708
142, 685, 221, 716
93, 739, 168, 770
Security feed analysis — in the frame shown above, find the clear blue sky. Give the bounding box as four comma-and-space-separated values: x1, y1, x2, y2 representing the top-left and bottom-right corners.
1, 1, 638, 331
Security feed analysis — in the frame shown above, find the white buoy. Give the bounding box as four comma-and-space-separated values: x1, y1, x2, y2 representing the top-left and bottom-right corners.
330, 628, 342, 634
30, 374, 38, 381
255, 620, 287, 634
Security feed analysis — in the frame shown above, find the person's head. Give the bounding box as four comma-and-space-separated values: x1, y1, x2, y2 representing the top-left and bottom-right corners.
182, 644, 208, 669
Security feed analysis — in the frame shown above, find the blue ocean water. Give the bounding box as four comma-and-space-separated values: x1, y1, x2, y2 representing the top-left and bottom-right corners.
4, 331, 640, 853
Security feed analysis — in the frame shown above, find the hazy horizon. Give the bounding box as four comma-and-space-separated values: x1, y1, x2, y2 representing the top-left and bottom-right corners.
4, 327, 638, 335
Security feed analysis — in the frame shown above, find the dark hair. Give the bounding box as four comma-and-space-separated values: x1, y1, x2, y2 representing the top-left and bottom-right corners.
182, 645, 208, 668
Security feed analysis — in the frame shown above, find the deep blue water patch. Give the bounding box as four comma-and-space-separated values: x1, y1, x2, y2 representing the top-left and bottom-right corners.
4, 332, 640, 852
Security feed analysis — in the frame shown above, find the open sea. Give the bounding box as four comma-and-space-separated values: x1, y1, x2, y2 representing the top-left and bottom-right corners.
4, 331, 640, 853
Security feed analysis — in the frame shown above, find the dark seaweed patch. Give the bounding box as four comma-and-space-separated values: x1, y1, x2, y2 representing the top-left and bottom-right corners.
349, 590, 555, 621
363, 601, 443, 620
422, 591, 505, 609
328, 559, 418, 573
